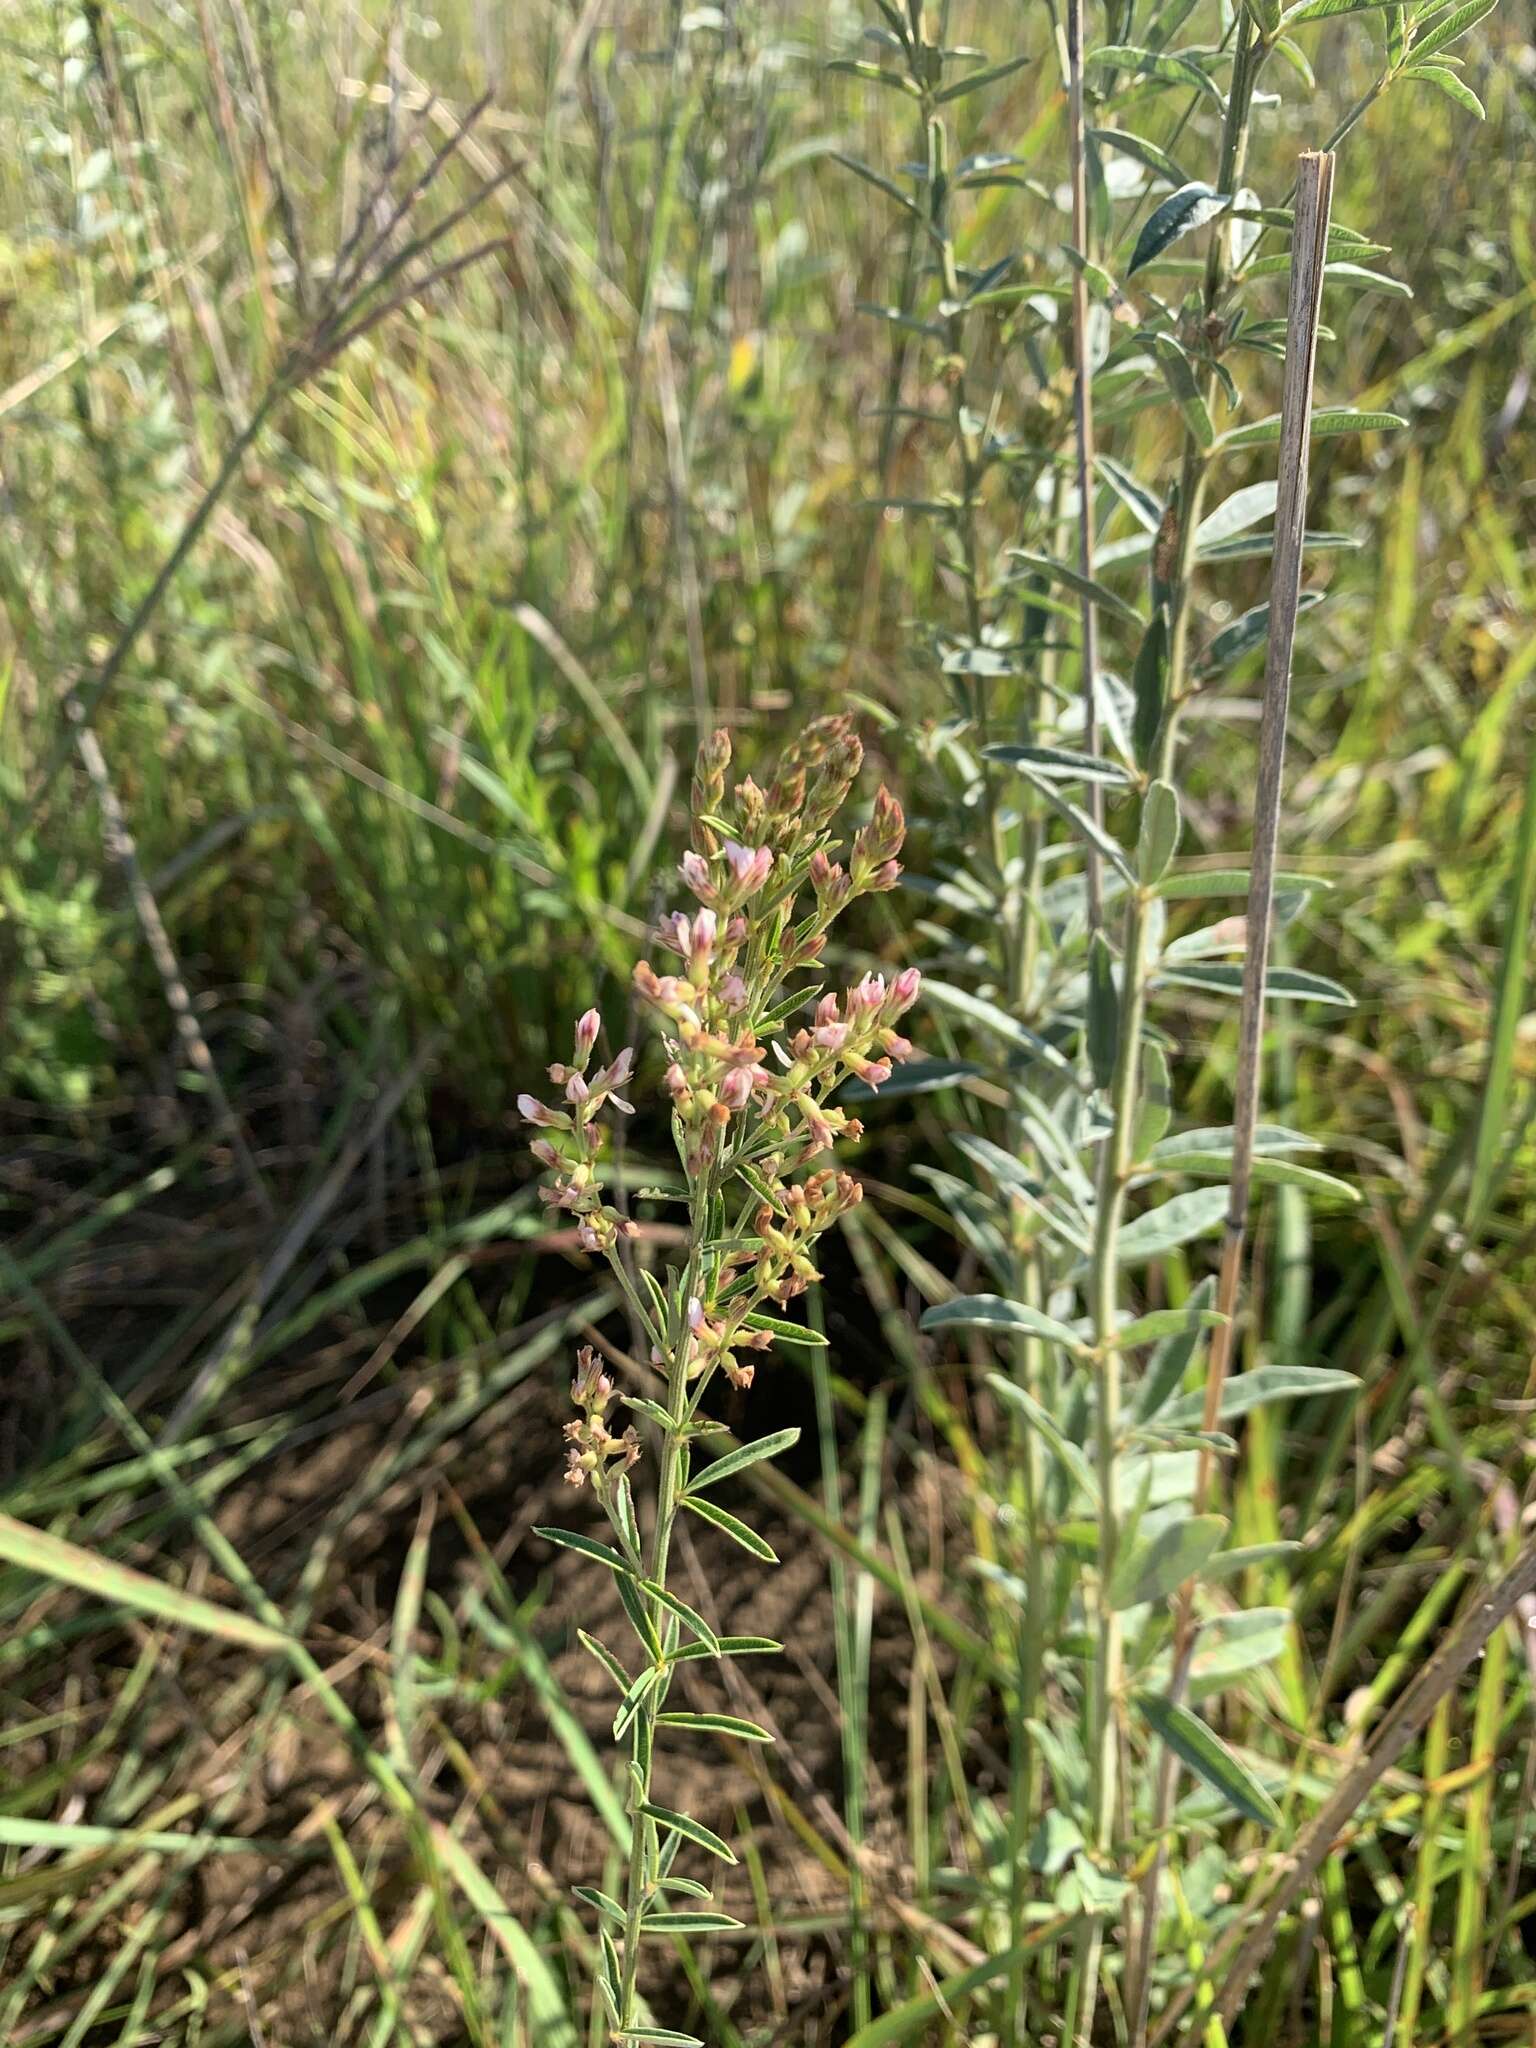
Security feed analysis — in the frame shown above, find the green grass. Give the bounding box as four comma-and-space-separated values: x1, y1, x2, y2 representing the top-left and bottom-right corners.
1, 0, 1534, 2042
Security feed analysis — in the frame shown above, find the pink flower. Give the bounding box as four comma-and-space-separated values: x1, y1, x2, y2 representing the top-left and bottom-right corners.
851, 973, 886, 1013
719, 1065, 755, 1111
891, 967, 922, 1009
851, 1056, 893, 1089
719, 973, 748, 1010
575, 1008, 601, 1057
680, 851, 715, 902
722, 840, 774, 897
518, 1094, 562, 1128
530, 1138, 560, 1169
815, 993, 840, 1028
565, 1072, 590, 1106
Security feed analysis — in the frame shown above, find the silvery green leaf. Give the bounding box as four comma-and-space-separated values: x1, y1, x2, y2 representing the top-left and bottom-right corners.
1127, 181, 1231, 274
1163, 1364, 1360, 1426
1007, 549, 1146, 626
985, 742, 1132, 786
1157, 867, 1333, 900
1087, 932, 1120, 1089
1109, 1513, 1228, 1607
1132, 610, 1169, 768
1133, 1693, 1280, 1826
1215, 407, 1407, 452
1133, 1276, 1218, 1420
1156, 963, 1355, 1005
1195, 481, 1279, 549
1138, 780, 1181, 884
922, 1293, 1087, 1351
1114, 1187, 1230, 1264
987, 1372, 1098, 1499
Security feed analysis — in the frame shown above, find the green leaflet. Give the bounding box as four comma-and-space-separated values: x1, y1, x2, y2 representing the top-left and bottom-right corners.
1114, 1187, 1230, 1264
685, 1428, 801, 1494
922, 1293, 1086, 1352
1133, 1692, 1282, 1827
1109, 1514, 1228, 1608
639, 1802, 738, 1864
1162, 1364, 1360, 1426
1128, 181, 1230, 274
681, 1494, 780, 1564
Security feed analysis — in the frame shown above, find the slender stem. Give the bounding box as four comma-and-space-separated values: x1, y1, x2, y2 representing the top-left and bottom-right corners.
1130, 151, 1336, 2045
1070, 868, 1153, 2045
615, 1161, 716, 2033
1066, 0, 1103, 933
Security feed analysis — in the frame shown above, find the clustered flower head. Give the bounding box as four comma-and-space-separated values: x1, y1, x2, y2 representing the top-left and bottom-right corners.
516, 1009, 639, 1257
561, 1345, 641, 1490
523, 716, 921, 1439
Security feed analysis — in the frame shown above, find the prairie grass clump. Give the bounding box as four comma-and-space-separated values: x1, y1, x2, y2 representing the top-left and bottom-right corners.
520, 716, 919, 2041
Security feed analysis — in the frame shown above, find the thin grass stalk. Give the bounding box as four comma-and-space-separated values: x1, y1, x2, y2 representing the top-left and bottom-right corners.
1066, 0, 1103, 932
1130, 147, 1336, 2042
1191, 147, 1336, 1506
1154, 1535, 1536, 2045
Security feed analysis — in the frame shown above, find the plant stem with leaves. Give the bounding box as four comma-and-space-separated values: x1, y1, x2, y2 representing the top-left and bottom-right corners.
520, 718, 919, 2041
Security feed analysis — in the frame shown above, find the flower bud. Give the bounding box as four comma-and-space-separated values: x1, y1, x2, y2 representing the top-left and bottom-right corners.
574, 1008, 601, 1059
518, 1094, 562, 1128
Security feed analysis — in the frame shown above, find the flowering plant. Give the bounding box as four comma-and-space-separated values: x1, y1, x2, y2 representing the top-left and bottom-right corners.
519, 715, 918, 2042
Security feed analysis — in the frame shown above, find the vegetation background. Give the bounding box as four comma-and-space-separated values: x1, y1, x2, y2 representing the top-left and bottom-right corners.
0, 0, 1533, 2043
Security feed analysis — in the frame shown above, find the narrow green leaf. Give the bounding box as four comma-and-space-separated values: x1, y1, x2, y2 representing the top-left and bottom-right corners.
741, 1310, 826, 1347
639, 1803, 738, 1864
1132, 610, 1169, 768
670, 1635, 782, 1661
1007, 548, 1146, 626
0, 1512, 288, 1653
1087, 931, 1120, 1090
933, 52, 1032, 102
922, 1293, 1086, 1352
640, 1580, 719, 1654
987, 1373, 1099, 1499
1157, 866, 1333, 899
533, 1527, 635, 1575
1128, 181, 1230, 274
1133, 1692, 1281, 1826
985, 743, 1132, 787
685, 1428, 801, 1495
1216, 407, 1407, 451
577, 1630, 631, 1693
1163, 1364, 1359, 1425
1405, 60, 1485, 115
1110, 1307, 1227, 1348
1114, 1187, 1230, 1264
681, 1494, 779, 1564
1138, 780, 1181, 884
655, 1712, 773, 1742
1109, 1514, 1228, 1607
1411, 0, 1498, 63
1154, 336, 1214, 449
1157, 962, 1355, 1005
641, 1910, 746, 1932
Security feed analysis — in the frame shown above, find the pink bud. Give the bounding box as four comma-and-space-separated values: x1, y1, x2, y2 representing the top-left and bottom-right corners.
719, 973, 748, 1010
530, 1138, 560, 1169
565, 1072, 589, 1106
518, 1094, 559, 1128
891, 967, 922, 1010
664, 1061, 689, 1099
575, 1008, 601, 1057
687, 1296, 705, 1331
815, 992, 840, 1027
852, 973, 886, 1013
